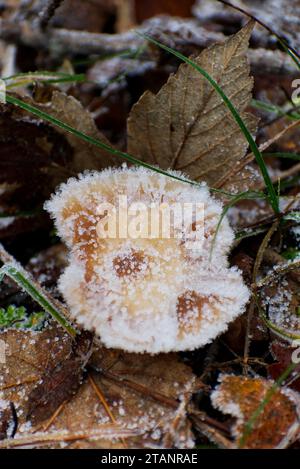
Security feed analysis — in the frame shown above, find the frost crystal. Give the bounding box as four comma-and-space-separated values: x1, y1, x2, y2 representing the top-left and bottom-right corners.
45, 167, 249, 353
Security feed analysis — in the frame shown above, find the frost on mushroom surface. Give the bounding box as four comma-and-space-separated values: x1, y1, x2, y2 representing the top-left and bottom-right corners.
45, 167, 249, 353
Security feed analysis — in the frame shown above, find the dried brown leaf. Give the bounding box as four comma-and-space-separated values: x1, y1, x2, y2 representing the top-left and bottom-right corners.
0, 100, 72, 238
0, 91, 123, 240
36, 91, 122, 173
0, 325, 89, 426
0, 325, 198, 448
212, 374, 300, 449
127, 22, 257, 187
27, 331, 93, 425
49, 347, 199, 449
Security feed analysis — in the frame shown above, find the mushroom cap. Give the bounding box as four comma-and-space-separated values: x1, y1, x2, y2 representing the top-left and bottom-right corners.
45, 167, 249, 353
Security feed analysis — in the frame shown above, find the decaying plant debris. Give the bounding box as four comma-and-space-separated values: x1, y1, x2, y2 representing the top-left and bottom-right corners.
1, 0, 300, 450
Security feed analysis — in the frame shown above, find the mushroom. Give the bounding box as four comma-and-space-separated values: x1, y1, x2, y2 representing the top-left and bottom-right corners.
45, 167, 249, 353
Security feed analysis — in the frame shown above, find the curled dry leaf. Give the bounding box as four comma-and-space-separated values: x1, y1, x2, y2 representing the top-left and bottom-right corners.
211, 374, 300, 449
127, 22, 258, 189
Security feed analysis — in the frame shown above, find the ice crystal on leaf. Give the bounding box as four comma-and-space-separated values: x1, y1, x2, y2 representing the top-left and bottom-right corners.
45, 167, 249, 353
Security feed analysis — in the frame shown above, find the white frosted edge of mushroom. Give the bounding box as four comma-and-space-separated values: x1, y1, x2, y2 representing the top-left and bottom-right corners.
45, 166, 250, 353
59, 262, 249, 353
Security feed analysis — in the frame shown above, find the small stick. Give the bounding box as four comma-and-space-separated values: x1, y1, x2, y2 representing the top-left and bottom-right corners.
0, 426, 138, 449
0, 16, 298, 77
39, 0, 64, 30
88, 373, 127, 448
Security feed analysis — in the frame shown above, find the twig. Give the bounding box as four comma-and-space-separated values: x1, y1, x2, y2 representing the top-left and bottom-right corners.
272, 162, 300, 182
218, 119, 300, 189
0, 426, 138, 449
38, 0, 64, 30
259, 120, 300, 154
263, 248, 300, 283
253, 220, 280, 283
190, 414, 234, 449
256, 258, 300, 288
88, 373, 127, 448
39, 402, 66, 432
0, 17, 298, 77
244, 220, 279, 372
101, 369, 179, 409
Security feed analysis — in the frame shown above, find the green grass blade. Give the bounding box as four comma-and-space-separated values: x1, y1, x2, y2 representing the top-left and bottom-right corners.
5, 94, 258, 201
263, 152, 300, 161
210, 190, 266, 259
252, 99, 300, 120
4, 71, 85, 89
0, 264, 77, 337
235, 226, 268, 240
0, 209, 40, 218
4, 94, 204, 187
139, 32, 280, 214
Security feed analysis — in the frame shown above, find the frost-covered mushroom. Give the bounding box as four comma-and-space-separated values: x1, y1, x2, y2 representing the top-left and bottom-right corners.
45, 167, 249, 353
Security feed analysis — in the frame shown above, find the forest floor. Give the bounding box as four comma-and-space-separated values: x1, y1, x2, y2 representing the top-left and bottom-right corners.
1, 0, 300, 450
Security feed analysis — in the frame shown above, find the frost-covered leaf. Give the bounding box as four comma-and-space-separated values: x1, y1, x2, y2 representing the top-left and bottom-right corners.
1, 343, 199, 448
0, 326, 85, 425
83, 347, 198, 448
127, 22, 257, 187
27, 330, 93, 424
211, 374, 300, 449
